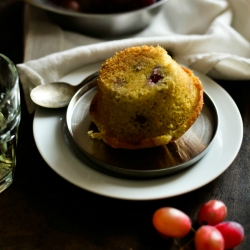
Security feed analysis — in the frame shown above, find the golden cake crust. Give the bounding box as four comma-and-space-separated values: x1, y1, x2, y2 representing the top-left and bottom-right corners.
89, 45, 203, 149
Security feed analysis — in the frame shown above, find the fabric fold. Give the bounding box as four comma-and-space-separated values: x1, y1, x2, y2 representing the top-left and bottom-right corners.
17, 0, 250, 113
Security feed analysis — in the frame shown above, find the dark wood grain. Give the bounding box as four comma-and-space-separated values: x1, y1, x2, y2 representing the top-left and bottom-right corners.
0, 2, 249, 249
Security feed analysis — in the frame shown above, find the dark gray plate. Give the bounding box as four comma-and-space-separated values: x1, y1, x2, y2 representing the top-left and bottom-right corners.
66, 77, 219, 179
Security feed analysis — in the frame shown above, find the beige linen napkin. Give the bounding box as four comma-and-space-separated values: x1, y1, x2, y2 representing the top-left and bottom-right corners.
17, 0, 250, 113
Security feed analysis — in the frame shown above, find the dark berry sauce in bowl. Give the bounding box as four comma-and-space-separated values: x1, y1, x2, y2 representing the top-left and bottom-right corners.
49, 0, 161, 14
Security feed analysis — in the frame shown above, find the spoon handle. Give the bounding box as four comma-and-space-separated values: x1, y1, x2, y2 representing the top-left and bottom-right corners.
75, 71, 99, 91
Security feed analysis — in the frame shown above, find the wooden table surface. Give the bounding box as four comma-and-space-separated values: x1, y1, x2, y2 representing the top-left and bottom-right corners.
0, 1, 249, 249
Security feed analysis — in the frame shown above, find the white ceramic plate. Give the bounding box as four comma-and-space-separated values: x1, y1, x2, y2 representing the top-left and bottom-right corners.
33, 62, 243, 200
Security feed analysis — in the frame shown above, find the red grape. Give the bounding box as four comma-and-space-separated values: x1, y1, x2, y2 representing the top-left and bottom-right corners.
61, 0, 80, 11
194, 225, 224, 250
152, 207, 191, 238
198, 200, 227, 226
215, 221, 244, 249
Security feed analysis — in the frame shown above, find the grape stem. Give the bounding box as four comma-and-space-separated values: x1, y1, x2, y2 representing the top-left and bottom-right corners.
173, 227, 196, 250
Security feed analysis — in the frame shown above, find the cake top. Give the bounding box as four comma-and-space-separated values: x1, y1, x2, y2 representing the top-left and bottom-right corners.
98, 45, 179, 98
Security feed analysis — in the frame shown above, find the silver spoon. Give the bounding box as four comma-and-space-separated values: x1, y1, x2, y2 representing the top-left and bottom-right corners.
30, 71, 99, 108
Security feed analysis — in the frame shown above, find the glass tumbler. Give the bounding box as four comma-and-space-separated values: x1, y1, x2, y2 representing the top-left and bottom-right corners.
0, 54, 21, 192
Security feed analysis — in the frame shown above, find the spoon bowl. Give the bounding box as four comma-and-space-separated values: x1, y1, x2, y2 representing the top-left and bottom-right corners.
30, 82, 76, 108
30, 71, 99, 108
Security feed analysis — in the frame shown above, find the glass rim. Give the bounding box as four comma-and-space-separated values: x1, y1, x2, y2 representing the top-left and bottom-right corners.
0, 53, 19, 92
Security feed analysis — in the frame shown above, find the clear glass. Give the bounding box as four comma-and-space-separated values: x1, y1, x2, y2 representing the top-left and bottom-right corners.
0, 54, 20, 192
